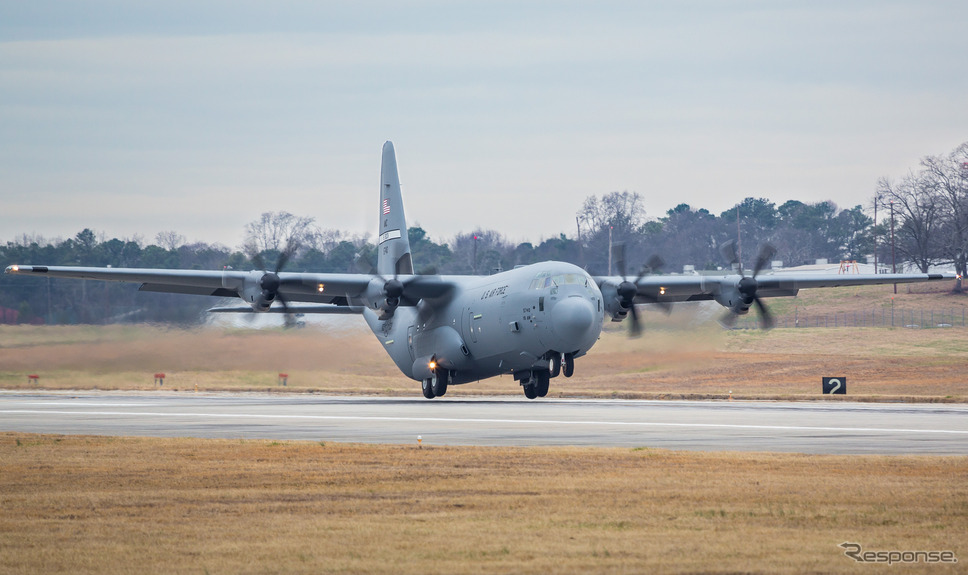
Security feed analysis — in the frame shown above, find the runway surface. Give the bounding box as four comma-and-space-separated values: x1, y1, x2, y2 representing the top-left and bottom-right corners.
2, 390, 966, 455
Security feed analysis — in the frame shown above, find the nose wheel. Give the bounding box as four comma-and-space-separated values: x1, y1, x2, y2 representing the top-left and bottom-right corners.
563, 353, 575, 378
548, 354, 561, 378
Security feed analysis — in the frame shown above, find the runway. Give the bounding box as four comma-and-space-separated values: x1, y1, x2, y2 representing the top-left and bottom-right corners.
2, 390, 966, 455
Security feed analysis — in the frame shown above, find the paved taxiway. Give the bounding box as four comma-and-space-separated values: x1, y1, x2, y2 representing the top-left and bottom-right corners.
1, 391, 966, 455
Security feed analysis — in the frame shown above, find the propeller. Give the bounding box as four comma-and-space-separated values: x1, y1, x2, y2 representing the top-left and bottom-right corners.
250, 240, 299, 327
354, 253, 400, 319
718, 241, 776, 330
355, 253, 450, 319
611, 243, 649, 337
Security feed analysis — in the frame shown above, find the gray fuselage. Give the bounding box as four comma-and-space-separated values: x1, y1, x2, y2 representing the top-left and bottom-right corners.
363, 261, 604, 384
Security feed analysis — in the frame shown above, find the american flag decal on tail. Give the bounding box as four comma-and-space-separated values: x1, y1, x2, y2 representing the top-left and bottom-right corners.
382, 198, 391, 215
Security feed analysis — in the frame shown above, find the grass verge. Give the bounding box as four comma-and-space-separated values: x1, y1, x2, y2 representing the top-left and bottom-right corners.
1, 433, 965, 574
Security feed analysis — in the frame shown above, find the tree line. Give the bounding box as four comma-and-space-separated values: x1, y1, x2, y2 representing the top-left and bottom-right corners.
2, 142, 964, 324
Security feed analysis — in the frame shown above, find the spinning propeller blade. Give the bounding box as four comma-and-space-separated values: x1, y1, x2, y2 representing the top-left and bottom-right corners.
719, 241, 776, 330
612, 243, 675, 336
249, 240, 301, 327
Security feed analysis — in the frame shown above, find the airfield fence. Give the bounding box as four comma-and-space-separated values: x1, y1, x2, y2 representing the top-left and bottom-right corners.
734, 307, 968, 330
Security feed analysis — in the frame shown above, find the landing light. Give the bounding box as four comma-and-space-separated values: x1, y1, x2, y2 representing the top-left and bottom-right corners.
659, 287, 666, 295
429, 360, 437, 370
10, 265, 18, 272
317, 283, 325, 293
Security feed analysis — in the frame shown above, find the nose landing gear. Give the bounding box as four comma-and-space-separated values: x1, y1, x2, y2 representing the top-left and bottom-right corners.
548, 354, 561, 378
520, 351, 576, 399
563, 352, 575, 378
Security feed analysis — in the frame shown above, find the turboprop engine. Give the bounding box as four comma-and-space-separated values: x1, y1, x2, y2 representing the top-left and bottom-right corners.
600, 281, 634, 322
361, 273, 453, 320
240, 270, 283, 312
715, 241, 777, 329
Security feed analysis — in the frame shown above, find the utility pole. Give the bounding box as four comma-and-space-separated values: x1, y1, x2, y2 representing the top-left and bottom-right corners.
890, 200, 897, 294
873, 195, 879, 274
46, 277, 52, 325
576, 217, 583, 268
736, 206, 742, 272
607, 226, 613, 276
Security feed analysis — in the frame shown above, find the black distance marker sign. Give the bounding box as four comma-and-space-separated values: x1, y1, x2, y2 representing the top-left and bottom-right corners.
822, 377, 846, 394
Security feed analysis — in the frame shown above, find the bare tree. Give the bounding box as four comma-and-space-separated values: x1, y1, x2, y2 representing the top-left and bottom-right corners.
877, 174, 942, 273
578, 191, 647, 237
577, 191, 650, 274
243, 212, 318, 258
449, 230, 514, 275
920, 142, 968, 286
155, 231, 185, 251
305, 228, 350, 253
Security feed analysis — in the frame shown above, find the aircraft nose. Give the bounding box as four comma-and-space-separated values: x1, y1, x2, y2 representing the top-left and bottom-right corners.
552, 296, 596, 343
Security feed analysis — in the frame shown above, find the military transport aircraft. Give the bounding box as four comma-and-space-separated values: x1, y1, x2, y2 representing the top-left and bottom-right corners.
5, 142, 956, 399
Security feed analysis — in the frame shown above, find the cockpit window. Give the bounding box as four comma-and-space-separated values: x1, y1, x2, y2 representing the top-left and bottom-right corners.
529, 272, 589, 290
529, 272, 553, 290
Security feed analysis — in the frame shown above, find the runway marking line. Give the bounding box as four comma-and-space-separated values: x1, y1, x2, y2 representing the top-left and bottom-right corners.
1, 409, 966, 435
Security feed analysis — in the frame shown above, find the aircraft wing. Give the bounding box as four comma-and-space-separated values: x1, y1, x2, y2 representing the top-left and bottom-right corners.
4, 265, 373, 308
596, 271, 956, 305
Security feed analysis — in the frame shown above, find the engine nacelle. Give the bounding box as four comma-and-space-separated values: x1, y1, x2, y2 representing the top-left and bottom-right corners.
599, 281, 629, 322
362, 277, 401, 319
714, 285, 750, 315
240, 271, 276, 312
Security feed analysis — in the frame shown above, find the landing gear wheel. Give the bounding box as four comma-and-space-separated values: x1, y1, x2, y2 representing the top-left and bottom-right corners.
535, 370, 550, 397
548, 354, 561, 378
422, 378, 436, 399
431, 367, 448, 397
563, 353, 575, 378
523, 383, 538, 400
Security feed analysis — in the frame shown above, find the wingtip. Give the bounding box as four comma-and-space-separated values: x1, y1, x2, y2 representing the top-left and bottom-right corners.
6, 265, 48, 274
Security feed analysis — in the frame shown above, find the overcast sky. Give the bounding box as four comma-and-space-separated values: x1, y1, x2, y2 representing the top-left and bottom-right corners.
2, 1, 966, 250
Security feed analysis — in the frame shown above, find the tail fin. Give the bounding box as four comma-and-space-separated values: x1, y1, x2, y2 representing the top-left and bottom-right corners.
377, 141, 414, 276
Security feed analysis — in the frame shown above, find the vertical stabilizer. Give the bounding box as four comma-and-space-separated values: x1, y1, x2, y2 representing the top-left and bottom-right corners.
378, 141, 413, 276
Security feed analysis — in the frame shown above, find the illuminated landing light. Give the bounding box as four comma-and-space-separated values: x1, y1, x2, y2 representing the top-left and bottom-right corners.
317, 283, 325, 292
9, 265, 19, 272
659, 287, 666, 295
429, 360, 437, 371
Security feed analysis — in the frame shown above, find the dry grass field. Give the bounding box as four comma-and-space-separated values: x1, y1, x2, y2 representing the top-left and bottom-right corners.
1, 284, 966, 573
1, 433, 965, 574
1, 283, 965, 401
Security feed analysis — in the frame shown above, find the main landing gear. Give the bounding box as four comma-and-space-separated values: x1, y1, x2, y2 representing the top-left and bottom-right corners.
520, 352, 574, 399
422, 366, 449, 399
